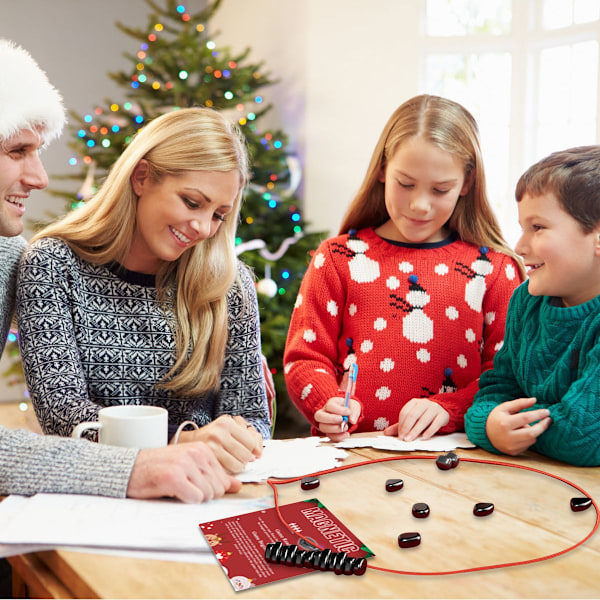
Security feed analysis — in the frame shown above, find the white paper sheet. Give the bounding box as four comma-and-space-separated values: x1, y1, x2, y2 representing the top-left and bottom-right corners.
238, 437, 348, 482
0, 492, 273, 557
64, 545, 219, 564
0, 543, 54, 558
334, 432, 475, 451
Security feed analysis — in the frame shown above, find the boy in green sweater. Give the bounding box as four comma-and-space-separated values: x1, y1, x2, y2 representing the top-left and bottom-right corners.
465, 146, 600, 467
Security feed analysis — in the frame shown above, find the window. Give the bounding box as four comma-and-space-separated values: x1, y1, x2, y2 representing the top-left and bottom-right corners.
421, 0, 600, 244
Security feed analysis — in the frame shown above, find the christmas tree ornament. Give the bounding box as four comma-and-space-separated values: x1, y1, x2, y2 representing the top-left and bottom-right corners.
7, 0, 327, 437
256, 264, 278, 298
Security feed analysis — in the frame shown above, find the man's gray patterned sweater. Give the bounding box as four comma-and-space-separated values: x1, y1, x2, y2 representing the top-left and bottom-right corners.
0, 235, 26, 349
0, 235, 137, 497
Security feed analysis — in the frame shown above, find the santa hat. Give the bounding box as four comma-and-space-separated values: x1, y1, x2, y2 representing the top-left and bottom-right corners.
0, 39, 66, 143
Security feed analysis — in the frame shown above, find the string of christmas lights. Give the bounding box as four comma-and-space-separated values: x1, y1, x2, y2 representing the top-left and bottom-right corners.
6, 1, 326, 432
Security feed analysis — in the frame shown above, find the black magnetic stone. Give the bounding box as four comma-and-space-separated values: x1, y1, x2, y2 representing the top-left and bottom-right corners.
385, 478, 404, 492
264, 542, 274, 562
352, 557, 367, 576
398, 532, 421, 548
266, 541, 282, 562
333, 551, 348, 575
301, 476, 320, 490
436, 452, 460, 470
412, 502, 430, 518
324, 551, 338, 571
302, 550, 316, 568
277, 545, 290, 564
571, 497, 592, 512
294, 549, 306, 567
473, 502, 494, 517
311, 550, 322, 569
343, 557, 355, 575
283, 545, 298, 565
436, 455, 454, 470
318, 548, 332, 571
446, 452, 460, 468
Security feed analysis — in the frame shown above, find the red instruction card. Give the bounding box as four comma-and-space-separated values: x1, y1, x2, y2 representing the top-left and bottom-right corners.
199, 498, 374, 591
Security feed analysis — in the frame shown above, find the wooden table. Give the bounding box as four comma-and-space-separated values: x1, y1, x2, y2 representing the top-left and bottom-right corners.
6, 442, 600, 599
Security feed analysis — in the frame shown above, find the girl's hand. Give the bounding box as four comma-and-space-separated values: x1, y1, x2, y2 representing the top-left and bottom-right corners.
485, 397, 552, 455
384, 398, 449, 441
314, 396, 361, 442
173, 415, 263, 474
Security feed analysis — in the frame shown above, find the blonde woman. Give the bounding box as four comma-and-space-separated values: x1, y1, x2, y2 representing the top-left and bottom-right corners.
284, 95, 524, 443
17, 107, 270, 473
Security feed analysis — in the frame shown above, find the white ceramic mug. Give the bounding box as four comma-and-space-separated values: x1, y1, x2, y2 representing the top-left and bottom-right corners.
71, 405, 168, 449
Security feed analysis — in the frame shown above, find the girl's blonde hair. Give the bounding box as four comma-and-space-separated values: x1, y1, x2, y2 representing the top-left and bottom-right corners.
33, 107, 250, 396
339, 95, 523, 273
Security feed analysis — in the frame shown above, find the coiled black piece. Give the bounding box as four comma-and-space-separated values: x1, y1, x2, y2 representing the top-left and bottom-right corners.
264, 541, 367, 575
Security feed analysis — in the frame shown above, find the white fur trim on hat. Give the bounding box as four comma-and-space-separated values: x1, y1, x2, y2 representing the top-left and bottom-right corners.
0, 39, 66, 143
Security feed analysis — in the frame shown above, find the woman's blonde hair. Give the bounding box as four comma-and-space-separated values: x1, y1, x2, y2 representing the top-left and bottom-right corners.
339, 95, 523, 273
33, 107, 250, 396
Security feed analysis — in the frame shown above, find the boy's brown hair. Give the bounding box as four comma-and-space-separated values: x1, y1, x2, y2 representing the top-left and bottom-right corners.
516, 145, 600, 233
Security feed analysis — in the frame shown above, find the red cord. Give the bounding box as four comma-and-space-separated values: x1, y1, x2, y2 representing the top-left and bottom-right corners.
266, 455, 599, 576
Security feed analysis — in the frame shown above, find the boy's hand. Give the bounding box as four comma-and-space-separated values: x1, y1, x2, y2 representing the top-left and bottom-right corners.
486, 397, 552, 455
315, 396, 361, 442
383, 397, 449, 441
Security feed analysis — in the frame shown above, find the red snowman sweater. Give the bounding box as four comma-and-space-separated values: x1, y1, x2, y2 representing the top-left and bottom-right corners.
284, 227, 523, 435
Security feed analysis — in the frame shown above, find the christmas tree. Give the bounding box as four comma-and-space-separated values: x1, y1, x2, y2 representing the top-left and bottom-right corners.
6, 0, 325, 437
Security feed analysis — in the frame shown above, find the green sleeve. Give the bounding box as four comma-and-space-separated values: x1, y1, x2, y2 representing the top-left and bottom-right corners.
532, 341, 600, 466
464, 284, 526, 452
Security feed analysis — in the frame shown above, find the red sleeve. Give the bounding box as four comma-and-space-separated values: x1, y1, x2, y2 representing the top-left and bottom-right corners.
284, 240, 348, 430
428, 253, 524, 432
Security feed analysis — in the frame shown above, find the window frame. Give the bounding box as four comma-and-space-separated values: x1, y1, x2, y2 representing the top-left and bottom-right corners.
419, 0, 600, 244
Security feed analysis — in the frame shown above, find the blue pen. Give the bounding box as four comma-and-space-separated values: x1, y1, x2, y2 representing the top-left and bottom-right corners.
342, 363, 358, 431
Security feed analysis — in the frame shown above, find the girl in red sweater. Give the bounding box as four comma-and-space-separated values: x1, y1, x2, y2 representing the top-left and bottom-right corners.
284, 95, 524, 442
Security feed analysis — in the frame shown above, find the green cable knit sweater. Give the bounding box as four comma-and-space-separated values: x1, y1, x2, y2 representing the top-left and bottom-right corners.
465, 281, 600, 467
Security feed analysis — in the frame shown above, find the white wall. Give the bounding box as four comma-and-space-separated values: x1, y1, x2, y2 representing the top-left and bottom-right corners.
212, 0, 421, 236
304, 0, 420, 235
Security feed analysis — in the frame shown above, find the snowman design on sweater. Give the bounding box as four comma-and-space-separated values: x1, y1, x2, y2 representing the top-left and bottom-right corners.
422, 367, 458, 397
455, 247, 494, 312
283, 227, 522, 435
331, 230, 380, 284
389, 274, 434, 344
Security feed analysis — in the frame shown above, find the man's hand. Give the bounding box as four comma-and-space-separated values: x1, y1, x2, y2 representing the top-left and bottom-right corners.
127, 441, 241, 503
486, 397, 552, 455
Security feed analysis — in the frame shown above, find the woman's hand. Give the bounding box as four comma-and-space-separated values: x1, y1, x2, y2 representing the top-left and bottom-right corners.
174, 415, 263, 474
314, 396, 361, 442
384, 398, 449, 441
